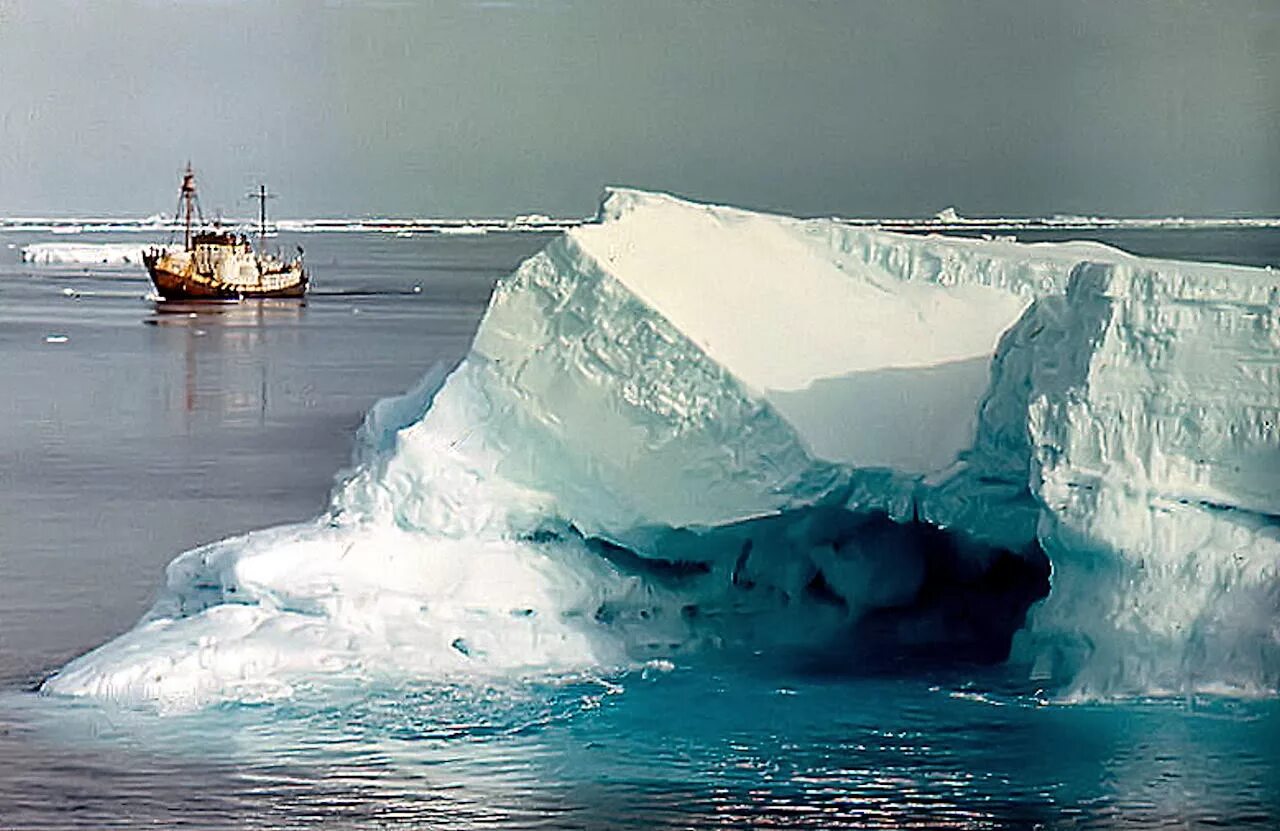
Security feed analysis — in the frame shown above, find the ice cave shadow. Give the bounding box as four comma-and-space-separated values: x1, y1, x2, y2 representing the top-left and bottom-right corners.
582, 508, 1051, 683
783, 550, 1050, 682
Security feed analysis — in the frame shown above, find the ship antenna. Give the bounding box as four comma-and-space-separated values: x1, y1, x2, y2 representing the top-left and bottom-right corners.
246, 183, 277, 250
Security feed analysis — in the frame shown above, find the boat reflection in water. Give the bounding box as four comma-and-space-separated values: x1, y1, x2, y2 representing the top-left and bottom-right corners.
147, 298, 306, 425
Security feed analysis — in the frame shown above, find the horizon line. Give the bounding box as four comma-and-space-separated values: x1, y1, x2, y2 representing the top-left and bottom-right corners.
4, 213, 1280, 232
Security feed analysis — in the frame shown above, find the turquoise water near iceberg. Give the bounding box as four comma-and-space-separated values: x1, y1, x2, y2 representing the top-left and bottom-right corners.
1, 227, 1277, 828
5, 667, 1278, 828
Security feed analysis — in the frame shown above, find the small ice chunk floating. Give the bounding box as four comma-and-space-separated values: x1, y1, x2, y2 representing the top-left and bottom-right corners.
44, 189, 1280, 710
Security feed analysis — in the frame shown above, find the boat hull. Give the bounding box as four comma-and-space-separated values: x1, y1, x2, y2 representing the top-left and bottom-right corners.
144, 250, 307, 300
147, 265, 308, 300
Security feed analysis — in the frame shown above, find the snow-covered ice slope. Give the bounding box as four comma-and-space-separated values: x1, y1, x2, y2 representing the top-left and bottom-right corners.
43, 190, 1280, 709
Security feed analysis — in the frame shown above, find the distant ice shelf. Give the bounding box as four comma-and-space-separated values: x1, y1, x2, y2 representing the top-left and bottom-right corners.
42, 189, 1280, 711
5, 212, 1280, 236
1, 216, 585, 235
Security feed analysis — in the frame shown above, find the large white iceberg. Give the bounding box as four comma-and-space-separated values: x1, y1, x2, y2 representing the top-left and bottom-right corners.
43, 190, 1280, 710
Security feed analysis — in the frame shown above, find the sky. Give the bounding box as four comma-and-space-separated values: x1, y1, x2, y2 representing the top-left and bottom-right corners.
0, 0, 1277, 219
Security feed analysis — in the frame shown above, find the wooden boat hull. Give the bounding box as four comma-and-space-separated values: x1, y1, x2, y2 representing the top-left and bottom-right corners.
147, 264, 308, 299
144, 249, 307, 300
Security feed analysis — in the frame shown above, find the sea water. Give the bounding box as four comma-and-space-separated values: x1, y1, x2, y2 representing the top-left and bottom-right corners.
0, 227, 1277, 828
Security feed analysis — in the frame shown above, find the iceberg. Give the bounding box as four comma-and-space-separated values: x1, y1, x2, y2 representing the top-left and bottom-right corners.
20, 241, 175, 266
43, 190, 1280, 710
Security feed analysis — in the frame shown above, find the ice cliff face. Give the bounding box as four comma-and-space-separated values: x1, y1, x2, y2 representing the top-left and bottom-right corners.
44, 190, 1279, 710
1011, 263, 1280, 696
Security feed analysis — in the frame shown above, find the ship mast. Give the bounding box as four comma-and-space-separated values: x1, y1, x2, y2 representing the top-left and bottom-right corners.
175, 162, 204, 250
246, 183, 276, 250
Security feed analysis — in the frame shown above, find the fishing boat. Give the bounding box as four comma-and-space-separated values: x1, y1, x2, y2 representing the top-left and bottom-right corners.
143, 164, 307, 300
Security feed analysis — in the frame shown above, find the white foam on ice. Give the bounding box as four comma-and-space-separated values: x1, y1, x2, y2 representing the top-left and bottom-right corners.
42, 189, 1280, 710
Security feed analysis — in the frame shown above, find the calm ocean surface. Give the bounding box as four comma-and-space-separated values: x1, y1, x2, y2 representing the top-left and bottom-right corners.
0, 227, 1277, 829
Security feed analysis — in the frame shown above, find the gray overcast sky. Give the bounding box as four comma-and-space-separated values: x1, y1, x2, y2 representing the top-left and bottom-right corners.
1, 0, 1277, 218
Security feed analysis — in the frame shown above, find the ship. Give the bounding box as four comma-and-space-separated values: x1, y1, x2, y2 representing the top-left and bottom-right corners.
143, 164, 307, 300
